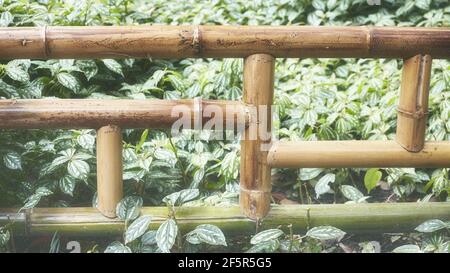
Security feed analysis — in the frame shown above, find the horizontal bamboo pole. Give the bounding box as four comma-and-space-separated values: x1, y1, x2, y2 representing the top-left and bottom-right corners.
0, 99, 248, 129
268, 141, 450, 168
1, 203, 449, 236
0, 26, 449, 59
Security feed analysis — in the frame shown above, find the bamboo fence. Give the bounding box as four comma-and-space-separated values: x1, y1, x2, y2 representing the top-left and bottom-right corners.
0, 26, 449, 234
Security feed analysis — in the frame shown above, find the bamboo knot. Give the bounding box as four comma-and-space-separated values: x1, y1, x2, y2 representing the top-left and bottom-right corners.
397, 106, 429, 119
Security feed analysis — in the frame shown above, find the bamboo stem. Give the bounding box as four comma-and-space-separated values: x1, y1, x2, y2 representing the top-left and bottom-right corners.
96, 125, 123, 218
0, 99, 248, 129
1, 203, 449, 236
396, 55, 432, 152
240, 54, 275, 220
268, 141, 450, 168
0, 26, 449, 59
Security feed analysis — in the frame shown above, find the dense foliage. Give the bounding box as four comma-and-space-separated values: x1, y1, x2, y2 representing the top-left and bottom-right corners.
0, 0, 449, 253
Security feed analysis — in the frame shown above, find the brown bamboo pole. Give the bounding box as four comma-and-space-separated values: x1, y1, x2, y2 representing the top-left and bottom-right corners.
267, 141, 450, 168
240, 54, 274, 220
396, 55, 432, 152
0, 99, 248, 129
1, 203, 449, 236
96, 125, 123, 218
0, 26, 449, 59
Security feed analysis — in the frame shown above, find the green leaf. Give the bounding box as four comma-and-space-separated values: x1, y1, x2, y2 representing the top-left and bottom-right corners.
250, 229, 284, 245
163, 189, 199, 206
186, 82, 201, 98
312, 0, 326, 11
315, 173, 335, 198
364, 168, 382, 193
67, 160, 90, 179
392, 244, 421, 253
104, 241, 132, 253
22, 194, 42, 209
125, 215, 152, 244
141, 230, 157, 245
156, 219, 178, 253
102, 59, 123, 76
0, 229, 10, 246
22, 187, 53, 209
36, 187, 53, 196
304, 109, 318, 126
116, 196, 143, 221
154, 148, 176, 163
0, 11, 13, 27
76, 60, 98, 80
57, 73, 80, 93
77, 132, 95, 150
186, 224, 227, 246
225, 86, 241, 100
136, 129, 149, 152
167, 74, 185, 91
3, 151, 22, 170
246, 239, 280, 253
306, 226, 346, 240
6, 62, 29, 82
299, 168, 323, 181
340, 185, 364, 201
415, 0, 430, 10
191, 168, 204, 188
59, 176, 76, 196
51, 148, 75, 168
415, 219, 447, 233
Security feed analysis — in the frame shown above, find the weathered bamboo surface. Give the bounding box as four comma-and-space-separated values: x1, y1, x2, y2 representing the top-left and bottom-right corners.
0, 99, 248, 129
1, 203, 449, 235
1, 26, 449, 59
396, 55, 432, 152
268, 141, 450, 168
96, 125, 123, 218
240, 54, 274, 220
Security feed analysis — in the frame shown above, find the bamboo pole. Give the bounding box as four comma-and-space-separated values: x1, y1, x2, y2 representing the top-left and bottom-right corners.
267, 141, 450, 168
396, 55, 432, 152
0, 26, 449, 59
0, 99, 248, 129
96, 125, 123, 218
240, 54, 274, 220
1, 203, 449, 236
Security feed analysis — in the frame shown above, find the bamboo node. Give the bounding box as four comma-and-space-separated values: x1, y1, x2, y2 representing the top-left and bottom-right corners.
397, 107, 428, 119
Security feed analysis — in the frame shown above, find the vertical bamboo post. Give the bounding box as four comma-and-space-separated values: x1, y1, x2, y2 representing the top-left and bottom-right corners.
240, 54, 275, 220
396, 55, 432, 152
96, 125, 123, 218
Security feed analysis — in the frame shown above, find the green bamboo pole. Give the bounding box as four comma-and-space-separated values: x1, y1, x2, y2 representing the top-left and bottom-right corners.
1, 203, 449, 236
